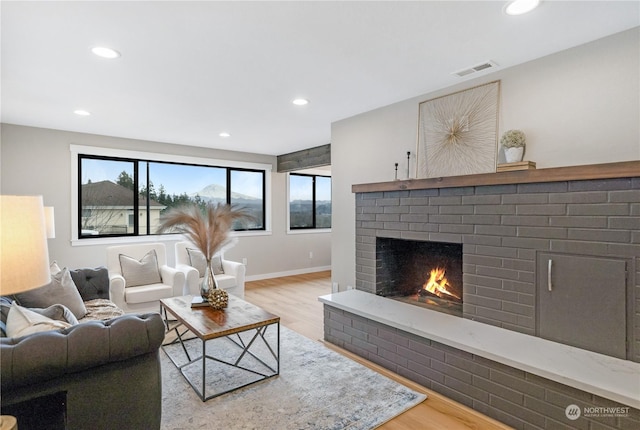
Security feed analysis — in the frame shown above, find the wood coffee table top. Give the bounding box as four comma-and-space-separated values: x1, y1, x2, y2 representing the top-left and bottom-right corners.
160, 295, 280, 340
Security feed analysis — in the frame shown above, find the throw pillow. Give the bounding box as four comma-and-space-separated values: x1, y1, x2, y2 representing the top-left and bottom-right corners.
50, 260, 62, 276
0, 297, 12, 336
212, 255, 224, 275
119, 249, 162, 287
186, 248, 224, 276
186, 248, 207, 276
1, 299, 77, 337
31, 304, 79, 325
14, 268, 88, 319
6, 304, 72, 338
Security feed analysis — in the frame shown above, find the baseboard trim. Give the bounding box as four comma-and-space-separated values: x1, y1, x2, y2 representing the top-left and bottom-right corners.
245, 266, 331, 282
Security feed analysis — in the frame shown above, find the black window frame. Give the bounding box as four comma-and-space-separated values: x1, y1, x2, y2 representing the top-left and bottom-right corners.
288, 172, 332, 230
78, 154, 266, 239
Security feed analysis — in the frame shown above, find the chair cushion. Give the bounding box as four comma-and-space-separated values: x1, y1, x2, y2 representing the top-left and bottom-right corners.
187, 248, 224, 275
119, 250, 162, 287
13, 268, 87, 319
6, 304, 72, 338
207, 274, 236, 290
124, 283, 174, 304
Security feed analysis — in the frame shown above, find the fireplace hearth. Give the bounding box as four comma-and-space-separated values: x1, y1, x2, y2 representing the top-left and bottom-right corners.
376, 237, 463, 316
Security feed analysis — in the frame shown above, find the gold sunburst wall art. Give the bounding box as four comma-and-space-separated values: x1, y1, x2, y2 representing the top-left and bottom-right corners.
416, 81, 500, 178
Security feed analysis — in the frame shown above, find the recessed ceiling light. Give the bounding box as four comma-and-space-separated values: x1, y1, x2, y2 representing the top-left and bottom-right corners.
219, 132, 231, 138
91, 46, 121, 59
504, 0, 540, 16
73, 109, 91, 116
292, 98, 309, 106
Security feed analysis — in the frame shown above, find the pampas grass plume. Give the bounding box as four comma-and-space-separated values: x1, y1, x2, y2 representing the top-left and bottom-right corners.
158, 203, 250, 261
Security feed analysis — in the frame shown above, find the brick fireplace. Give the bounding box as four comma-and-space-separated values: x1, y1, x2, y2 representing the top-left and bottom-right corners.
323, 161, 640, 429
354, 164, 639, 362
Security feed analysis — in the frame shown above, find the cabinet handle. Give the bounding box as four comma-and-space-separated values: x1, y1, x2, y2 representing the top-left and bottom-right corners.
548, 259, 553, 292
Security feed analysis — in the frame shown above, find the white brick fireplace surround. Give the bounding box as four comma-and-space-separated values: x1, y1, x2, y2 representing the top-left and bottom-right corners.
322, 161, 640, 430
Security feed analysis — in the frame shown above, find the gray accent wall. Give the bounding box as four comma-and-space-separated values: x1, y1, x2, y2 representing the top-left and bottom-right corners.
355, 177, 640, 362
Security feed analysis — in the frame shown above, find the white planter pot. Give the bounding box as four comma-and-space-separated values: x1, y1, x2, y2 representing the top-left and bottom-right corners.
504, 146, 525, 163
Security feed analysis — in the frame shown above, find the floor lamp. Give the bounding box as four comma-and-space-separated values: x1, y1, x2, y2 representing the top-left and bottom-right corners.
0, 195, 51, 296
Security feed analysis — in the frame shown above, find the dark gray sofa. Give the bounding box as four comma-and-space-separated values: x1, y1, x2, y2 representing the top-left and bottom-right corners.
0, 267, 165, 430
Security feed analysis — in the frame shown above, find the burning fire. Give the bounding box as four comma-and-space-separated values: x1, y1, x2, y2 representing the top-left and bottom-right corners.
422, 267, 460, 300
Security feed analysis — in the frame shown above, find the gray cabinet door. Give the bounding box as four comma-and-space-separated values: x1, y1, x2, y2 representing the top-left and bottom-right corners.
537, 252, 627, 359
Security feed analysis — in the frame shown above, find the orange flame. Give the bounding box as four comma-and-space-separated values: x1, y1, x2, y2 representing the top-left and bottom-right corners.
422, 267, 460, 300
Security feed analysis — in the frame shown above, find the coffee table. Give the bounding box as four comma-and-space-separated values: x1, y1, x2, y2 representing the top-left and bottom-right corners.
160, 295, 280, 401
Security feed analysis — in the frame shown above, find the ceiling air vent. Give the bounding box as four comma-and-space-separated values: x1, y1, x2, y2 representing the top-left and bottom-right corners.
452, 61, 498, 78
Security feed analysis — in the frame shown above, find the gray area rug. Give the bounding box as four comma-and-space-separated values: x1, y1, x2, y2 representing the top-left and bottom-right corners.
160, 325, 426, 430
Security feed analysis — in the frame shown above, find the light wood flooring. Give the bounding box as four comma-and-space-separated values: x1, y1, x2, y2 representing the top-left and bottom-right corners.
245, 271, 513, 430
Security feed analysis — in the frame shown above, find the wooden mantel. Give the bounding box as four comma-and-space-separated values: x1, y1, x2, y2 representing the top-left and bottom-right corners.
352, 160, 640, 193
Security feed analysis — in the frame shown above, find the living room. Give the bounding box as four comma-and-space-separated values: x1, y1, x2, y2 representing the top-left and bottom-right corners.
2, 1, 639, 429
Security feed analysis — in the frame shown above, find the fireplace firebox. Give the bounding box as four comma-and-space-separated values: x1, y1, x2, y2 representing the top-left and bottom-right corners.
376, 238, 463, 316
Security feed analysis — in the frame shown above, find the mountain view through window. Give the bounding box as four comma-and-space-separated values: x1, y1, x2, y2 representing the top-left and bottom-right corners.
79, 156, 265, 238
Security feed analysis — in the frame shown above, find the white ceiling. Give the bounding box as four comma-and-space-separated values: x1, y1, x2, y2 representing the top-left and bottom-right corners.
2, 1, 638, 156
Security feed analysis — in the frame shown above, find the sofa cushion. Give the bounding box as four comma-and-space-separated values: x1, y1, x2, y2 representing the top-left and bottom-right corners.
187, 248, 224, 275
119, 250, 162, 287
13, 268, 87, 319
6, 304, 72, 338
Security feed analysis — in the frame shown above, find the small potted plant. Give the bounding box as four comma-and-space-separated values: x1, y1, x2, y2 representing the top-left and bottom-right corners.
500, 129, 526, 163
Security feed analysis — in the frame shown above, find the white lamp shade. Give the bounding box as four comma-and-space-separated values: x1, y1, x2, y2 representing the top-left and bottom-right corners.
0, 195, 51, 295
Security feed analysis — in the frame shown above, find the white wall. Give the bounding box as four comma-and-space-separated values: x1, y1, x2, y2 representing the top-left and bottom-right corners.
331, 28, 640, 291
0, 124, 331, 279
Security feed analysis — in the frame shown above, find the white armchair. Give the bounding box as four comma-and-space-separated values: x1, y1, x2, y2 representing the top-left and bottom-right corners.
106, 242, 185, 314
175, 241, 246, 299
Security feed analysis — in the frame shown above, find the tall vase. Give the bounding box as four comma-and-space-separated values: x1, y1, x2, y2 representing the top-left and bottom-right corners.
200, 260, 219, 300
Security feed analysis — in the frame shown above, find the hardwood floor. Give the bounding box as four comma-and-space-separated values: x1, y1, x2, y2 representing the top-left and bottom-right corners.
245, 271, 512, 430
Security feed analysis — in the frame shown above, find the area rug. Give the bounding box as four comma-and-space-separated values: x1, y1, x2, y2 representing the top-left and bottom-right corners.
160, 325, 426, 430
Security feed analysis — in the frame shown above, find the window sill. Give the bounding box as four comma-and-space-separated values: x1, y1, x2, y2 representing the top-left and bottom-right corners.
287, 228, 331, 235
71, 230, 273, 246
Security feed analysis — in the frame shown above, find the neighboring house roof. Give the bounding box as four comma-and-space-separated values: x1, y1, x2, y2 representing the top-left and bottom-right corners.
82, 180, 164, 207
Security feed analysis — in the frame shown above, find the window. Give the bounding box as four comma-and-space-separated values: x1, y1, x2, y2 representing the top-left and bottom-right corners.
289, 173, 331, 230
77, 153, 266, 239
